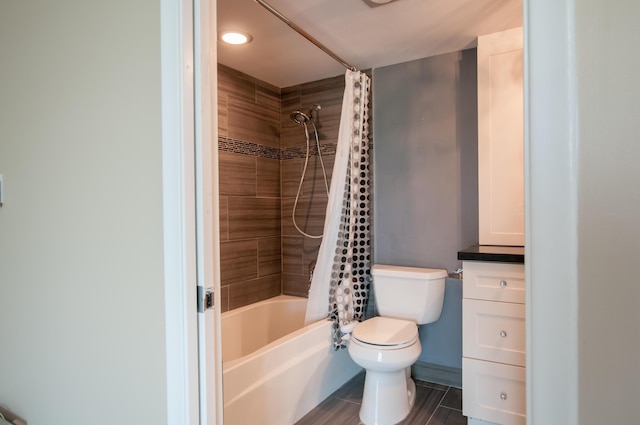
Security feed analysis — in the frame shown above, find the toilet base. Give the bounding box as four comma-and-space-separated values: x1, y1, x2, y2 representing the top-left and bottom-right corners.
359, 367, 416, 425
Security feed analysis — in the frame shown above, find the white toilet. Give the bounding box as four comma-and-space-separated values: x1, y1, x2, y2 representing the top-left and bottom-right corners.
348, 264, 447, 425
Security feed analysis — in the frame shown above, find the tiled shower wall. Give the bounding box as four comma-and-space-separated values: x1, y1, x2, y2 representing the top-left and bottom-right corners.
217, 64, 345, 311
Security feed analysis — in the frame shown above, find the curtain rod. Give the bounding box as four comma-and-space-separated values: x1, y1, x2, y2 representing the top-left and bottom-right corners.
253, 0, 358, 72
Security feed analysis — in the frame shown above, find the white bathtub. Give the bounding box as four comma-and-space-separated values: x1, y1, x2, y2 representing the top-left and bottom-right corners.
222, 295, 361, 425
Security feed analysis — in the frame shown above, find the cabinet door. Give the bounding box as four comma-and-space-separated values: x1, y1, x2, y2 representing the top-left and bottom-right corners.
463, 358, 526, 425
463, 299, 526, 366
478, 27, 524, 246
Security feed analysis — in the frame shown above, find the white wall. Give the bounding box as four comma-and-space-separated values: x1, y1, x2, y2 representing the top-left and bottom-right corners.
0, 1, 168, 424
527, 0, 640, 423
575, 0, 640, 423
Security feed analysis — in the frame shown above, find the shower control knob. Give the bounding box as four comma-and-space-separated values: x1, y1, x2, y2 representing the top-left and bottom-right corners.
500, 280, 508, 288
500, 392, 508, 401
500, 330, 508, 338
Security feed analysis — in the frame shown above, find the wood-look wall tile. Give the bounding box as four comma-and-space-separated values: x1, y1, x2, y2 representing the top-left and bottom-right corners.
219, 196, 229, 242
282, 273, 310, 298
220, 239, 258, 285
228, 197, 281, 239
302, 154, 334, 197
313, 102, 341, 144
218, 95, 228, 137
228, 97, 280, 148
257, 157, 280, 197
282, 236, 303, 275
228, 274, 282, 310
258, 236, 281, 277
302, 237, 322, 277
300, 75, 345, 108
220, 285, 230, 313
281, 159, 303, 198
281, 195, 327, 237
256, 79, 281, 111
219, 151, 256, 196
218, 64, 256, 103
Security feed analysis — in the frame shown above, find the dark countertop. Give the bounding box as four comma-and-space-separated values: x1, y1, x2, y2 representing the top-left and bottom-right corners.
458, 245, 525, 264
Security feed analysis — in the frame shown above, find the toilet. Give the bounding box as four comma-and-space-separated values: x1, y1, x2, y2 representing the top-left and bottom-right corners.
348, 264, 447, 425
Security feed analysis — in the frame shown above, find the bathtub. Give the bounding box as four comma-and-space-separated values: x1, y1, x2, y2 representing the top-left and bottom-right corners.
222, 295, 361, 425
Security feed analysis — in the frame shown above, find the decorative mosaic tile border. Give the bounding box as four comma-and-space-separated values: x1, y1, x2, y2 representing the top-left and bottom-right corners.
218, 136, 338, 160
218, 137, 280, 160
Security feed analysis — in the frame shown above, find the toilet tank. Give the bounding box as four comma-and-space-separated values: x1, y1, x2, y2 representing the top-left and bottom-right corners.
371, 264, 447, 325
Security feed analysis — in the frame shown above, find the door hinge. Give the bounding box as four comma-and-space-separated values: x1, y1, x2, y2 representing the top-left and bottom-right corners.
197, 286, 214, 313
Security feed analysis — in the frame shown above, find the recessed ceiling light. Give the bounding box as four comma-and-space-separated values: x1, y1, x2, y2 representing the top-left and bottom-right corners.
219, 31, 253, 45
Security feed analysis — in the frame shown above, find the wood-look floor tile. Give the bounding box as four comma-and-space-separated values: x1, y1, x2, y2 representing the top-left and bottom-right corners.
258, 236, 281, 277
220, 239, 258, 285
257, 157, 280, 197
397, 385, 446, 425
228, 274, 281, 310
440, 387, 463, 411
294, 396, 361, 425
426, 407, 468, 425
219, 151, 256, 196
228, 197, 281, 239
331, 372, 365, 403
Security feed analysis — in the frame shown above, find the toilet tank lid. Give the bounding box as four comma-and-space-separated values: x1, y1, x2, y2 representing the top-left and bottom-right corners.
371, 264, 447, 279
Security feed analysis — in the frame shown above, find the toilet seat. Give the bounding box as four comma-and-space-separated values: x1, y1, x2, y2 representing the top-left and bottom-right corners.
352, 317, 418, 350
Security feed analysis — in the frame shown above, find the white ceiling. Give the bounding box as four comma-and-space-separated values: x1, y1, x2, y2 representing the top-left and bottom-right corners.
217, 0, 522, 88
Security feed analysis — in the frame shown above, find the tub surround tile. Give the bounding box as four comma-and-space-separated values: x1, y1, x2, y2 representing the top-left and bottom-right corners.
302, 237, 323, 277
281, 195, 328, 238
218, 64, 259, 103
219, 151, 257, 196
282, 236, 304, 275
228, 274, 281, 310
220, 239, 258, 285
228, 97, 280, 148
281, 159, 303, 198
258, 236, 281, 277
220, 285, 230, 313
218, 96, 229, 137
282, 273, 311, 298
256, 79, 281, 111
228, 197, 281, 239
257, 157, 281, 197
219, 196, 229, 242
302, 153, 334, 197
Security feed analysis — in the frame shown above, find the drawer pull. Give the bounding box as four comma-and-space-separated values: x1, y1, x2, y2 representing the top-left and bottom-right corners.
500, 280, 508, 288
500, 392, 508, 401
500, 330, 508, 338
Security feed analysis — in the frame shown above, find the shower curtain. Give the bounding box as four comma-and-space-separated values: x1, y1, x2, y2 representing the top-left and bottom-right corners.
304, 69, 372, 350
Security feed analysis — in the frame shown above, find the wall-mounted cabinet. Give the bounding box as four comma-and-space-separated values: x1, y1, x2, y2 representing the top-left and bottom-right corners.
477, 27, 524, 246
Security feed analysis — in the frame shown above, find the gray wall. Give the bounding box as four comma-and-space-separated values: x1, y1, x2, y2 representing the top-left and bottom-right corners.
372, 49, 478, 368
0, 1, 168, 423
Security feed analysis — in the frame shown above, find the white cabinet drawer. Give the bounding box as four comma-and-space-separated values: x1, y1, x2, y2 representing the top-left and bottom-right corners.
463, 358, 526, 425
463, 299, 526, 366
463, 261, 525, 304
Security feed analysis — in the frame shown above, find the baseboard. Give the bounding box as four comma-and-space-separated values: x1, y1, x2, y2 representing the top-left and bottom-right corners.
411, 361, 462, 389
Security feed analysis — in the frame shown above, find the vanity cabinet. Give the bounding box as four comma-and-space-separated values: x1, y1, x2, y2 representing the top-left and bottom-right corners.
462, 260, 526, 425
477, 27, 524, 246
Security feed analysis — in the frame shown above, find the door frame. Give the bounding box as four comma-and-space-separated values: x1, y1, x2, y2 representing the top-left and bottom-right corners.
160, 0, 222, 423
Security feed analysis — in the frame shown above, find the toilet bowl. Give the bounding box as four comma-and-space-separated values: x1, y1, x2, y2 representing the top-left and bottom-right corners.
348, 317, 422, 425
348, 264, 447, 425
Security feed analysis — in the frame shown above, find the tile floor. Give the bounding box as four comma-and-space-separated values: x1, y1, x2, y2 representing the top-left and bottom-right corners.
296, 372, 467, 425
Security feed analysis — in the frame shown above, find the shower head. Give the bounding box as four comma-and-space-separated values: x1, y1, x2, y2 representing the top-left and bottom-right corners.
291, 104, 321, 125
291, 110, 311, 125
